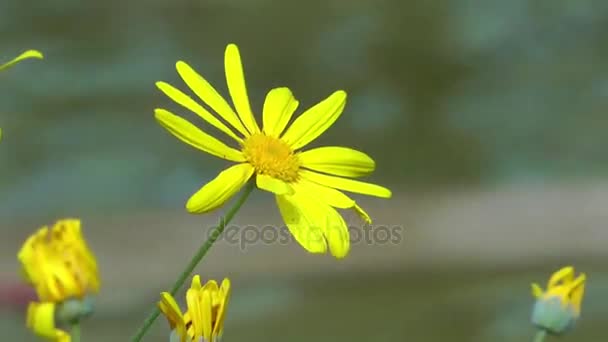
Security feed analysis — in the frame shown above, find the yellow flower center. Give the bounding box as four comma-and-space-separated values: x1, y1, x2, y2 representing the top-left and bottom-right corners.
241, 133, 300, 182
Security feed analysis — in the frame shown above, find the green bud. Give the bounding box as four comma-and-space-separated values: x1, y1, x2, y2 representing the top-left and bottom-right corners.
56, 296, 96, 325
531, 296, 576, 335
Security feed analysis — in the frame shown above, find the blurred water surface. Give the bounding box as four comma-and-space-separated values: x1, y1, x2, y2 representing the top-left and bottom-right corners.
1, 0, 608, 341
2, 0, 608, 217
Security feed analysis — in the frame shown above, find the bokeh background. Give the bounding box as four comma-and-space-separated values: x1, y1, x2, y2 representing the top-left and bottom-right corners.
1, 0, 607, 341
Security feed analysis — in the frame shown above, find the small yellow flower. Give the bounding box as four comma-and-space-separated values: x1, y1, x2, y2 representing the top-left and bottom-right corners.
155, 43, 391, 258
530, 266, 586, 335
18, 219, 100, 342
159, 275, 230, 342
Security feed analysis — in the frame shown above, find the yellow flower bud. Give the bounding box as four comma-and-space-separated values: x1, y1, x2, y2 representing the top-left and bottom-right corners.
530, 266, 586, 335
159, 275, 231, 342
18, 219, 100, 341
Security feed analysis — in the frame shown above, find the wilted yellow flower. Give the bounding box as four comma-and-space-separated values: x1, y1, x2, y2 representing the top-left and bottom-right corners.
18, 219, 100, 342
0, 49, 43, 141
531, 266, 586, 335
159, 275, 230, 342
155, 43, 391, 258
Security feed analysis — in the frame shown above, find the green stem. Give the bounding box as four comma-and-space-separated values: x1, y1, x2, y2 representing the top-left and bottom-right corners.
533, 330, 547, 342
130, 181, 255, 342
71, 322, 80, 342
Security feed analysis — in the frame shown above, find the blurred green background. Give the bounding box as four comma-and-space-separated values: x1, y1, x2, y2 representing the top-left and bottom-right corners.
1, 0, 607, 341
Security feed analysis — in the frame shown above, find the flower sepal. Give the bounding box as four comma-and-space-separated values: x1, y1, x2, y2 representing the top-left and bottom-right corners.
530, 266, 586, 336
531, 296, 577, 335
56, 295, 96, 326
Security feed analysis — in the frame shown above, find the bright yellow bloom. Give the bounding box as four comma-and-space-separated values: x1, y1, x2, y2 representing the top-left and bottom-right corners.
18, 219, 100, 342
159, 275, 230, 342
531, 266, 586, 335
0, 49, 43, 140
155, 43, 391, 258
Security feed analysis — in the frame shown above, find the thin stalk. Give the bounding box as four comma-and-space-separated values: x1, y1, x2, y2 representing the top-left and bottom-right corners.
130, 181, 255, 342
71, 323, 80, 342
533, 330, 547, 342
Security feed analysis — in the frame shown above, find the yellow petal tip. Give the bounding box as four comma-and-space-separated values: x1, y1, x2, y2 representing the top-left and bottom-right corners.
153, 108, 169, 118
185, 200, 200, 214
23, 50, 44, 60
192, 275, 202, 288
531, 283, 544, 298
334, 253, 348, 259
175, 60, 189, 70
574, 273, 587, 284
185, 195, 209, 214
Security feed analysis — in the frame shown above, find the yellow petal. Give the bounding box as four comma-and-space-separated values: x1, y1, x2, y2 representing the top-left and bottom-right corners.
58, 332, 71, 342
276, 193, 328, 254
262, 87, 299, 137
214, 278, 231, 336
204, 280, 220, 316
26, 302, 54, 337
47, 258, 79, 300
202, 279, 219, 295
23, 242, 70, 302
355, 205, 372, 224
156, 81, 242, 143
154, 108, 245, 162
186, 288, 203, 339
293, 180, 354, 208
190, 275, 202, 291
548, 266, 574, 289
158, 292, 186, 340
299, 146, 376, 177
186, 163, 254, 213
183, 312, 194, 337
175, 61, 250, 137
0, 50, 43, 71
293, 180, 372, 224
256, 174, 294, 195
318, 199, 351, 258
281, 90, 346, 150
17, 232, 41, 283
569, 273, 586, 316
531, 283, 544, 298
26, 302, 70, 342
276, 190, 355, 257
200, 288, 213, 341
224, 44, 260, 135
299, 170, 392, 198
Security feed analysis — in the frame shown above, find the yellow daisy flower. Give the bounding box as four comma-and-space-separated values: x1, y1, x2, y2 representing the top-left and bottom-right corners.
531, 266, 586, 335
18, 219, 100, 342
159, 275, 230, 342
0, 49, 43, 140
155, 43, 391, 258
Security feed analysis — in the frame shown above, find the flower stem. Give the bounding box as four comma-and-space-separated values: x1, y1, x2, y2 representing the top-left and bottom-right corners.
130, 181, 255, 342
71, 322, 80, 342
533, 330, 547, 342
